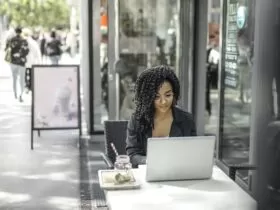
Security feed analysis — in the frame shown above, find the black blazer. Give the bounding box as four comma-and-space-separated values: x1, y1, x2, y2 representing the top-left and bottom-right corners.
126, 106, 197, 167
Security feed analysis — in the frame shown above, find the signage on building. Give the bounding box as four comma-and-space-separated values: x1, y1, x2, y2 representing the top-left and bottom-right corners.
224, 0, 239, 89
237, 6, 247, 29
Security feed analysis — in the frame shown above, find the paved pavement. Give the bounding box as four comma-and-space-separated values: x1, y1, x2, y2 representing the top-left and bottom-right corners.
0, 90, 83, 209
0, 130, 81, 209
0, 54, 86, 209
0, 51, 11, 78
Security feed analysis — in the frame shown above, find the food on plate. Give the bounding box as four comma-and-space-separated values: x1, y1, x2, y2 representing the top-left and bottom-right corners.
114, 172, 131, 184
101, 171, 134, 185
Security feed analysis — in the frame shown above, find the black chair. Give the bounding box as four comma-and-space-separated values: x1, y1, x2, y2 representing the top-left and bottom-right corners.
215, 159, 257, 181
215, 159, 257, 198
101, 120, 128, 169
258, 121, 280, 209
228, 164, 257, 181
226, 121, 280, 183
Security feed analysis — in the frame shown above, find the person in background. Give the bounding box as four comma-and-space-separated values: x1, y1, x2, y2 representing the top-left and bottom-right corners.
22, 28, 42, 92
206, 23, 220, 116
65, 30, 72, 57
126, 65, 197, 167
207, 22, 220, 89
39, 32, 47, 63
120, 76, 136, 120
31, 28, 40, 42
5, 26, 29, 102
46, 30, 62, 65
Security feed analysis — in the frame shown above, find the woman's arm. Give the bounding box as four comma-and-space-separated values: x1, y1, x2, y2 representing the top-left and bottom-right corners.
126, 115, 146, 167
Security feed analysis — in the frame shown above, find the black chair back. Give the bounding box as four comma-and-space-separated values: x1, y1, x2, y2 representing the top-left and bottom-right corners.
258, 121, 280, 209
104, 120, 128, 164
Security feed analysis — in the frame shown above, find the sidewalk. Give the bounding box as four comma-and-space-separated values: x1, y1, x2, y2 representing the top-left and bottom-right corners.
0, 127, 82, 209
0, 87, 82, 209
0, 77, 32, 105
0, 53, 98, 209
0, 51, 11, 78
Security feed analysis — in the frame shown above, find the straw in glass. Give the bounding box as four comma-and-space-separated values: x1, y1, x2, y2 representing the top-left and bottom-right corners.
110, 143, 119, 157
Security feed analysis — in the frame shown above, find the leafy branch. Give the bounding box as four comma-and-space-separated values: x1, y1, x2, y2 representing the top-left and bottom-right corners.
0, 0, 70, 29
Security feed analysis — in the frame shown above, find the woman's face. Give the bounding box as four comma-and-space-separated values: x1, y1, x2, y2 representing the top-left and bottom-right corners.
154, 81, 174, 114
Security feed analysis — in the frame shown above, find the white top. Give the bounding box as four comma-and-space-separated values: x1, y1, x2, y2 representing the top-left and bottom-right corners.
26, 36, 41, 68
208, 48, 220, 64
105, 165, 256, 210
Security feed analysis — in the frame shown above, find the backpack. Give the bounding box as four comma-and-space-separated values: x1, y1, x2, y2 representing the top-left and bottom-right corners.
8, 36, 29, 65
46, 39, 61, 56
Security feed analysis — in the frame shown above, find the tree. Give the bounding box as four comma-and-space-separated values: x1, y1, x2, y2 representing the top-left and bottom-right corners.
0, 0, 70, 29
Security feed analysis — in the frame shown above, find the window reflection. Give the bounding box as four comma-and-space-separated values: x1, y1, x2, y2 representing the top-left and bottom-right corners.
97, 0, 109, 130
219, 0, 255, 181
205, 21, 220, 134
118, 0, 179, 120
212, 0, 221, 8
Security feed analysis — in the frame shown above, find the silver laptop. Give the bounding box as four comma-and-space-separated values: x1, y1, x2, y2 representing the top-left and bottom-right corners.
145, 136, 216, 182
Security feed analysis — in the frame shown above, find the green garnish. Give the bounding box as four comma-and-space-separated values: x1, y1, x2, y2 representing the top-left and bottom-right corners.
114, 172, 131, 184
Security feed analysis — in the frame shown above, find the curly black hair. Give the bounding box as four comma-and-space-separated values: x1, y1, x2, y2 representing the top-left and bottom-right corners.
134, 65, 180, 132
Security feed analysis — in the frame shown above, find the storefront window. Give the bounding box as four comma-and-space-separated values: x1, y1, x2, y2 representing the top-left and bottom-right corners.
212, 0, 221, 9
219, 0, 255, 181
117, 0, 180, 120
205, 0, 221, 136
205, 22, 220, 135
211, 13, 220, 23
93, 0, 109, 131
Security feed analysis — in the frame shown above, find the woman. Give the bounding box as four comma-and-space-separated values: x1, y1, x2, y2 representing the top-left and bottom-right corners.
126, 65, 197, 167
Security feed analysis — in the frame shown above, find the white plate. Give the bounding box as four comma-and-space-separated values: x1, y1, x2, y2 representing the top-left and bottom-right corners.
98, 169, 141, 190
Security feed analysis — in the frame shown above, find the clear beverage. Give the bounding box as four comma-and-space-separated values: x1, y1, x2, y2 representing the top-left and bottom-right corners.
114, 155, 132, 170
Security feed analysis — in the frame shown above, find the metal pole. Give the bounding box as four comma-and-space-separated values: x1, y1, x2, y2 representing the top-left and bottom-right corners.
79, 0, 91, 134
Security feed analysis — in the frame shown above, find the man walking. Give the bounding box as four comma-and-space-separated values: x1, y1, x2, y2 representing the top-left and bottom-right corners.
5, 26, 29, 102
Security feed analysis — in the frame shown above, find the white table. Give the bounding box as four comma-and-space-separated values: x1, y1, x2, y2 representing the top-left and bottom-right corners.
105, 165, 257, 210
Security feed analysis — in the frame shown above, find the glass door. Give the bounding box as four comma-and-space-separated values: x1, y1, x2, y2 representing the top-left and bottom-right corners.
218, 0, 255, 183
